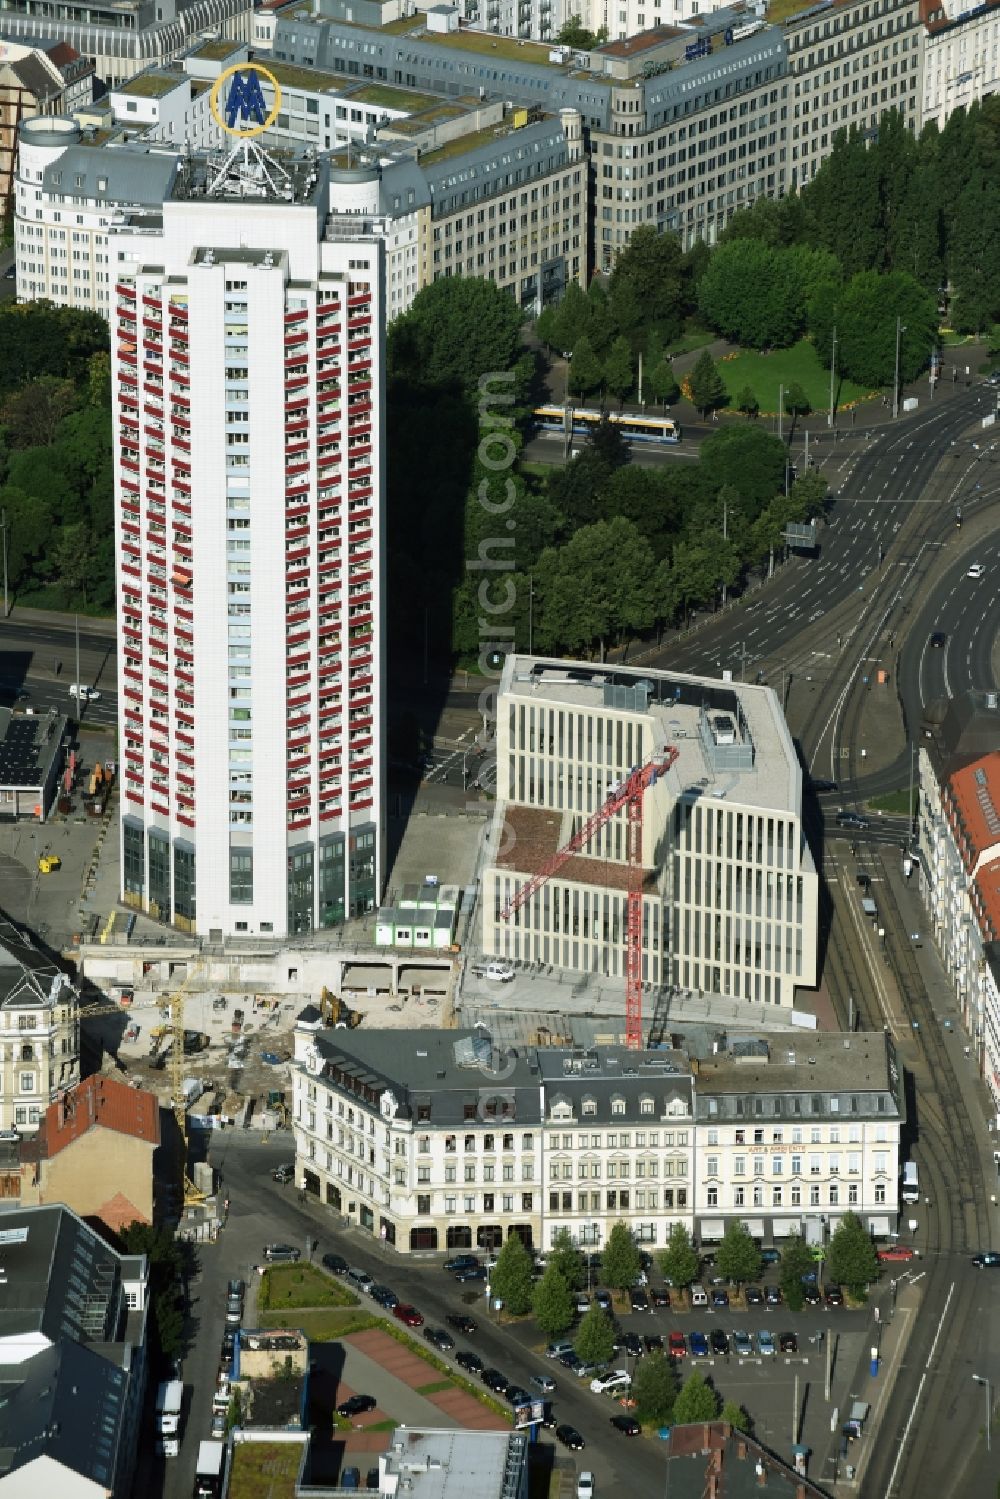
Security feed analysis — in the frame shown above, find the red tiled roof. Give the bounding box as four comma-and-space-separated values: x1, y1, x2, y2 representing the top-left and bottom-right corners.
43, 1074, 160, 1158
973, 856, 1000, 943
43, 41, 80, 66
948, 752, 1000, 869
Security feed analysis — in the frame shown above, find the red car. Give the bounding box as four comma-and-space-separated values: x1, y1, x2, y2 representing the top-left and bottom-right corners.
393, 1304, 424, 1327
668, 1331, 687, 1360
878, 1246, 916, 1262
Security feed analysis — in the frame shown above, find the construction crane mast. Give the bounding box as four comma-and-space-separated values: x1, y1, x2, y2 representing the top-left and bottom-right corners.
500, 749, 679, 1049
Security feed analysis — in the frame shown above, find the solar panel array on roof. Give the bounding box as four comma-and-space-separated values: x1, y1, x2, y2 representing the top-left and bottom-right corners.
0, 717, 48, 785
974, 766, 1000, 837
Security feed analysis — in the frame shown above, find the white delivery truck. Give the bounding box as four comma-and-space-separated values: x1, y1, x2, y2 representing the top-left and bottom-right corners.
901, 1160, 919, 1204
194, 1439, 225, 1498
154, 1379, 183, 1435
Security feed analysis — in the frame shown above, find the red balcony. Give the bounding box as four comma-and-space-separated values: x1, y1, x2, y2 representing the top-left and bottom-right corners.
172, 567, 193, 588
142, 294, 161, 310
285, 375, 309, 393
117, 283, 136, 298
285, 330, 308, 348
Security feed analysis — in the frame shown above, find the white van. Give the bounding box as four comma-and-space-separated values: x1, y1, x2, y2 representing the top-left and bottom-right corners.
901, 1161, 919, 1204
690, 1284, 709, 1307
68, 684, 101, 702
485, 962, 514, 983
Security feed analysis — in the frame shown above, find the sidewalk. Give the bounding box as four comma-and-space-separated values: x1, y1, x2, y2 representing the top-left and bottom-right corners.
833, 1279, 922, 1493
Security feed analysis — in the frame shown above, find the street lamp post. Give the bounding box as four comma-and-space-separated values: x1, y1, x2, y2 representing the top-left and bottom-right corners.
893, 318, 907, 420
973, 1374, 992, 1452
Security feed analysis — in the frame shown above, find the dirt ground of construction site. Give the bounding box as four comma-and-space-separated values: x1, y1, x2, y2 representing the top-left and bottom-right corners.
90, 968, 458, 1125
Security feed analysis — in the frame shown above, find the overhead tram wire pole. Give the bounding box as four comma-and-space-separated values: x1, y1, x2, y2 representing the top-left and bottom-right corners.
828, 325, 837, 429
893, 317, 907, 420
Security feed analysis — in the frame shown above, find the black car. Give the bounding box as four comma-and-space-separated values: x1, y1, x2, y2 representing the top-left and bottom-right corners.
624, 1332, 643, 1358
710, 1328, 729, 1355
366, 1470, 379, 1491
482, 1369, 509, 1395
611, 1414, 641, 1436
456, 1350, 484, 1375
836, 810, 870, 830
628, 1288, 649, 1313
555, 1424, 585, 1451
972, 1252, 1000, 1268
539, 1403, 557, 1430
322, 1253, 349, 1276
423, 1327, 455, 1351
443, 1254, 480, 1273
803, 1285, 822, 1306
447, 1314, 478, 1335
711, 1288, 730, 1308
263, 1243, 301, 1263
825, 1285, 844, 1307
929, 630, 947, 649
810, 778, 839, 793
745, 1286, 763, 1307
507, 1386, 532, 1407
765, 1285, 783, 1307
221, 1329, 236, 1359
779, 1332, 798, 1353
643, 1334, 664, 1353
650, 1287, 670, 1308
370, 1285, 399, 1309
338, 1394, 377, 1418
594, 1289, 613, 1310
557, 1350, 583, 1371
455, 1265, 488, 1282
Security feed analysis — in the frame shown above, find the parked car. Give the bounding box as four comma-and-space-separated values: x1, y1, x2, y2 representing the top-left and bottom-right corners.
455, 1265, 488, 1282
558, 1351, 583, 1372
211, 1411, 227, 1439
733, 1330, 753, 1357
530, 1373, 556, 1394
507, 1387, 532, 1407
623, 1333, 642, 1359
456, 1351, 484, 1375
668, 1331, 687, 1360
576, 1293, 591, 1314
271, 1163, 295, 1183
628, 1288, 649, 1314
443, 1254, 480, 1273
447, 1314, 478, 1335
576, 1468, 594, 1497
370, 1285, 399, 1310
263, 1244, 300, 1263
556, 1424, 585, 1451
650, 1287, 670, 1308
221, 1329, 236, 1360
711, 1288, 730, 1309
760, 1249, 781, 1266
643, 1333, 664, 1353
765, 1285, 783, 1307
879, 1246, 917, 1262
590, 1369, 631, 1395
393, 1304, 424, 1327
341, 1469, 361, 1491
745, 1286, 764, 1307
423, 1327, 455, 1351
689, 1331, 710, 1357
347, 1268, 374, 1292
481, 1369, 509, 1395
803, 1285, 822, 1306
546, 1341, 575, 1360
825, 1286, 844, 1308
710, 1328, 729, 1356
366, 1470, 379, 1491
610, 1414, 641, 1437
322, 1253, 349, 1276
594, 1289, 612, 1311
779, 1332, 799, 1354
972, 1251, 1000, 1268
757, 1330, 776, 1357
338, 1394, 377, 1418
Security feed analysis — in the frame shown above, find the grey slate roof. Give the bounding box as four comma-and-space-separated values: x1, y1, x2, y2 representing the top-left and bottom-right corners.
0, 914, 76, 1012
0, 1205, 124, 1346
309, 1026, 543, 1125
42, 141, 179, 204
0, 1338, 126, 1490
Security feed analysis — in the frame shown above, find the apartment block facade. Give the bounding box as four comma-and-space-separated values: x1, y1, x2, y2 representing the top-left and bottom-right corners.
482, 658, 818, 1008
0, 915, 80, 1135
109, 143, 385, 938
291, 1021, 902, 1255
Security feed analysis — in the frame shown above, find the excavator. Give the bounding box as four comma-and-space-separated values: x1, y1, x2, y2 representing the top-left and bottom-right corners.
319, 986, 362, 1029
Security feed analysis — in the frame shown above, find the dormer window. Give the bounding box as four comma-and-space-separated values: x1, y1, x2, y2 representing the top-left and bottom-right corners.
640, 1096, 654, 1116
611, 1096, 625, 1117
582, 1096, 597, 1117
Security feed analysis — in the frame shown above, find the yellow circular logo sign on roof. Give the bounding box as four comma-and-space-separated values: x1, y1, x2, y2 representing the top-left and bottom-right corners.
210, 62, 282, 140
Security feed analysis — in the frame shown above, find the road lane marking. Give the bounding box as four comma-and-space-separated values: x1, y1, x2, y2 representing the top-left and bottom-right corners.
885, 1282, 955, 1498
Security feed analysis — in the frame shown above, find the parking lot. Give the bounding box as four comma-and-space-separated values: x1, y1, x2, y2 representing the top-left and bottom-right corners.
160, 1131, 899, 1499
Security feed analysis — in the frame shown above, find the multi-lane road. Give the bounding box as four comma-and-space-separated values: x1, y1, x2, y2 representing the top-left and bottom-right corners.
0, 613, 117, 727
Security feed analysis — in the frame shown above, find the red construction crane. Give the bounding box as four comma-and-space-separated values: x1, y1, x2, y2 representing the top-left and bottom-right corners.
500, 748, 679, 1049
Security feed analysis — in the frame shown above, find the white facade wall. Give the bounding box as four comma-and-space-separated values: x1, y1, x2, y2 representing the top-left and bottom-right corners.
112, 175, 385, 937
922, 2, 1000, 127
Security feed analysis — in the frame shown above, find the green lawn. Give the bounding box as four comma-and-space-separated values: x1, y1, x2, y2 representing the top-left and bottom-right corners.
866, 787, 917, 816
258, 1263, 358, 1312
259, 1308, 379, 1342
665, 327, 717, 358
717, 339, 875, 415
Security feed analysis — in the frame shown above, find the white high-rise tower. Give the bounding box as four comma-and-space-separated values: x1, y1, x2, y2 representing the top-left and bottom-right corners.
112, 125, 385, 939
